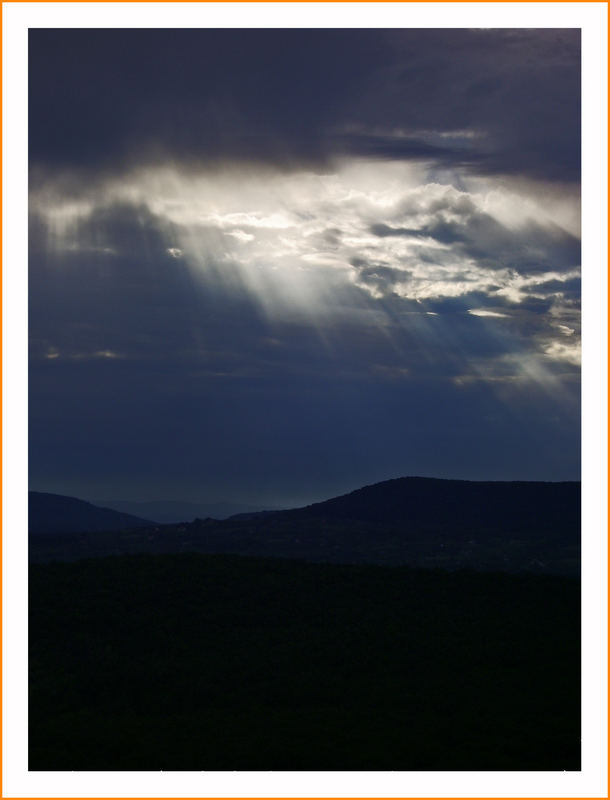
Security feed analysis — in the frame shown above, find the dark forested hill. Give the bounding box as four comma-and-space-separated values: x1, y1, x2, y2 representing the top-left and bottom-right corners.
290, 476, 580, 537
29, 492, 155, 534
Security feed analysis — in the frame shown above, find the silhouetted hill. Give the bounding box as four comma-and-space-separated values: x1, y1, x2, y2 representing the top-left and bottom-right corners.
29, 492, 155, 534
291, 476, 580, 539
29, 477, 580, 574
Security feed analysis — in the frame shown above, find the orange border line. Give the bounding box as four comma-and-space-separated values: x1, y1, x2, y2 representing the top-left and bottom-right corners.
606, 0, 609, 793
1, 0, 4, 794
0, 1, 606, 3
3, 5, 607, 800
1, 0, 3, 790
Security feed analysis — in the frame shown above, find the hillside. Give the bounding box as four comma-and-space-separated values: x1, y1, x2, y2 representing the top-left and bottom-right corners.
29, 492, 155, 534
29, 477, 580, 574
291, 476, 580, 536
29, 553, 580, 770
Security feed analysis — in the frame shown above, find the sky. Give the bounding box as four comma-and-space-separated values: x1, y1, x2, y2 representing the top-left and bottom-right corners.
28, 28, 581, 507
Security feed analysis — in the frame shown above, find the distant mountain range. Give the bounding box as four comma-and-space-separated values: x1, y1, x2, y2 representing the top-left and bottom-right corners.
29, 477, 580, 574
91, 499, 280, 524
29, 492, 154, 534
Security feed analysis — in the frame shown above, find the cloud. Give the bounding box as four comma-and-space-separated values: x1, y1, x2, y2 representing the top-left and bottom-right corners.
29, 29, 580, 185
30, 159, 581, 386
368, 194, 580, 276
469, 310, 509, 318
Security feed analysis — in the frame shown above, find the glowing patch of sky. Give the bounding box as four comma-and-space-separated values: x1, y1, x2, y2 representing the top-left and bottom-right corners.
30, 158, 581, 379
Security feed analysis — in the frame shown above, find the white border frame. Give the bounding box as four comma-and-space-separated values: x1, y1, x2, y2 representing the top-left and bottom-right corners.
4, 3, 608, 797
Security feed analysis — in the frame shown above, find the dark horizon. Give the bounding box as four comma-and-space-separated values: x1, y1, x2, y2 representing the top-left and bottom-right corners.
29, 475, 581, 575
29, 472, 582, 514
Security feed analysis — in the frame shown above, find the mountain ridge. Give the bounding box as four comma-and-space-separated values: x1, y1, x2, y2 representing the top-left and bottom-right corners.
94, 499, 282, 524
29, 491, 155, 534
29, 477, 580, 574
287, 475, 579, 533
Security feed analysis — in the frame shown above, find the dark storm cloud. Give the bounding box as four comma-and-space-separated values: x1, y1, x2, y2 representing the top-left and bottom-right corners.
335, 131, 482, 170
29, 28, 580, 184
